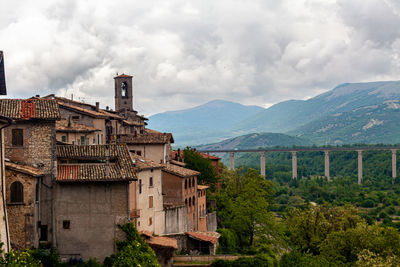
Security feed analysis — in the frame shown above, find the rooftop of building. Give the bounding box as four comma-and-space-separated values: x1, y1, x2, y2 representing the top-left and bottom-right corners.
5, 161, 44, 177
185, 231, 220, 245
130, 154, 164, 171
56, 144, 136, 182
172, 150, 221, 161
163, 163, 200, 178
119, 129, 174, 144
139, 231, 178, 249
114, 73, 133, 78
197, 185, 209, 190
56, 118, 101, 133
0, 99, 60, 121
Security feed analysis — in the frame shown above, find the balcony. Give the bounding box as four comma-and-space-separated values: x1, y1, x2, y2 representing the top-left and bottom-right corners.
130, 209, 140, 219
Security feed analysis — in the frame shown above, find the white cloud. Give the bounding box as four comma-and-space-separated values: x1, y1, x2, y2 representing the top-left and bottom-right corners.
1, 0, 400, 115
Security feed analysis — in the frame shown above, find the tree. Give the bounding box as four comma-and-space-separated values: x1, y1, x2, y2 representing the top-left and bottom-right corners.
184, 149, 218, 185
320, 224, 400, 264
285, 205, 363, 255
104, 223, 159, 267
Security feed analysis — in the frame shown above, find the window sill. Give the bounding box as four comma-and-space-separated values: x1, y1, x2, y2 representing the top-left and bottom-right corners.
7, 202, 25, 206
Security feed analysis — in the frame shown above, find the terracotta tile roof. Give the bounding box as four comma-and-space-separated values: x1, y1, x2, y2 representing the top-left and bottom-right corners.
5, 161, 44, 177
139, 231, 178, 249
50, 96, 124, 119
0, 99, 60, 120
199, 152, 220, 160
130, 129, 174, 144
197, 185, 209, 190
172, 150, 220, 160
56, 144, 136, 182
148, 236, 178, 249
130, 154, 164, 171
115, 73, 132, 78
163, 164, 200, 178
58, 102, 108, 118
170, 160, 186, 167
56, 119, 101, 133
185, 232, 220, 245
122, 119, 145, 126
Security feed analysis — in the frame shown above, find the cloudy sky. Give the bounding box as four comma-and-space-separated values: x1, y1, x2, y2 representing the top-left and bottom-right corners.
1, 0, 400, 115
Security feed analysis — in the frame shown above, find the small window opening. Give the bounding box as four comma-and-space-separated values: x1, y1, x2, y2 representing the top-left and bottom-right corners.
63, 220, 70, 229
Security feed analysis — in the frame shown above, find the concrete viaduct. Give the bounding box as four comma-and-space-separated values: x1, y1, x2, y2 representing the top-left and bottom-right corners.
198, 146, 400, 184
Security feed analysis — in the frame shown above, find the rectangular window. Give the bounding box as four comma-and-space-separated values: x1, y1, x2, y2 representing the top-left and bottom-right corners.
80, 136, 85, 145
149, 177, 153, 187
136, 150, 142, 156
149, 217, 152, 226
139, 179, 142, 194
72, 115, 80, 120
39, 225, 48, 241
97, 134, 100, 144
63, 220, 70, 229
149, 196, 153, 208
61, 136, 66, 142
12, 129, 23, 147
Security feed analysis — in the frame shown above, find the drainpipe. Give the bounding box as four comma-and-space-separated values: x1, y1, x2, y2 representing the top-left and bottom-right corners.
0, 117, 13, 253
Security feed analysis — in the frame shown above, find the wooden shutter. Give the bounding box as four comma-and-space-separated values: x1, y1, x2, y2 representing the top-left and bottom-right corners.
12, 129, 23, 147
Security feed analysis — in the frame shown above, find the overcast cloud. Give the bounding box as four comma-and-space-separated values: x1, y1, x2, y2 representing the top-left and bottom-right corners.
1, 0, 400, 115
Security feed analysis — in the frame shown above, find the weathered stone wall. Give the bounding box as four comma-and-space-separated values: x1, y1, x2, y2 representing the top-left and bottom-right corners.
4, 121, 56, 245
206, 211, 217, 232
164, 206, 187, 235
5, 169, 38, 248
55, 182, 129, 262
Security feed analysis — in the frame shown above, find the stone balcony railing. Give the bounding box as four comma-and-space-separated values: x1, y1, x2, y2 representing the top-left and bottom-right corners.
130, 209, 140, 219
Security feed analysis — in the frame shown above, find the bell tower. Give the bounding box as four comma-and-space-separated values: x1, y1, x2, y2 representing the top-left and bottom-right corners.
114, 73, 133, 112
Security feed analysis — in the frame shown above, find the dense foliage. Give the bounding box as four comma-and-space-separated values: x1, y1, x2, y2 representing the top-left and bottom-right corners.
184, 148, 218, 185
104, 223, 159, 267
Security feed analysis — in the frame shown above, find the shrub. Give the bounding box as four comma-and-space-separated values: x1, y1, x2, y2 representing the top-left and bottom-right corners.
103, 223, 159, 267
1, 249, 42, 266
216, 229, 239, 254
361, 199, 376, 208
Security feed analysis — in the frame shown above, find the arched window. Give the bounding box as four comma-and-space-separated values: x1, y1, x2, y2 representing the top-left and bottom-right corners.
192, 177, 195, 187
121, 82, 128, 98
192, 196, 195, 206
10, 181, 23, 203
188, 179, 191, 188
185, 198, 187, 206
185, 179, 187, 189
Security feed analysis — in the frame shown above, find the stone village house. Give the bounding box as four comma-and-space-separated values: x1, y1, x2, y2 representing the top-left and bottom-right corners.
0, 73, 219, 262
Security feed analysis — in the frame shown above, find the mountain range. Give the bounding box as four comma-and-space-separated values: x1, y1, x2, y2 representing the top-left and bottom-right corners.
148, 81, 400, 148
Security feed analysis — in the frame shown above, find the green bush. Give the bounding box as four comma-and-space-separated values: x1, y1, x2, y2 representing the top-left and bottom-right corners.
103, 223, 159, 267
211, 255, 274, 267
360, 198, 376, 208
1, 249, 42, 266
216, 229, 239, 254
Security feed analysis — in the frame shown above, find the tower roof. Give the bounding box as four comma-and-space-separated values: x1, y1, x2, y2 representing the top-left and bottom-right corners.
114, 73, 133, 78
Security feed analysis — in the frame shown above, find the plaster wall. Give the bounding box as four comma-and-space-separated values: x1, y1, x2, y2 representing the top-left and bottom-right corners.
54, 182, 129, 261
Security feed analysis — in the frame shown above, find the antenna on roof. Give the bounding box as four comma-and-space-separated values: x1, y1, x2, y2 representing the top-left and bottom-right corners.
71, 93, 73, 101
116, 72, 118, 76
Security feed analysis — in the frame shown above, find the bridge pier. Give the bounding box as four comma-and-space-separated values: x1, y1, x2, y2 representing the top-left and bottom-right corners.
260, 152, 266, 177
357, 150, 363, 185
324, 150, 330, 181
392, 149, 397, 183
229, 152, 235, 170
292, 151, 297, 179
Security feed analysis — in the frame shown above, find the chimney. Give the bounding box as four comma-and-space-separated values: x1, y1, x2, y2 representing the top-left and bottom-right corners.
106, 106, 109, 111
68, 115, 71, 127
35, 94, 40, 98
95, 102, 100, 112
